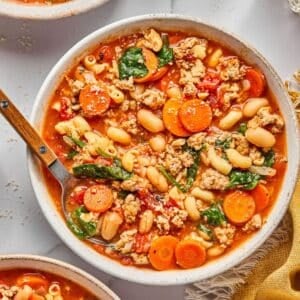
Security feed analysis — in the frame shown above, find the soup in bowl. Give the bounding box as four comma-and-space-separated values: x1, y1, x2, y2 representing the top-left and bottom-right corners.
0, 255, 119, 299
0, 0, 109, 19
28, 15, 299, 285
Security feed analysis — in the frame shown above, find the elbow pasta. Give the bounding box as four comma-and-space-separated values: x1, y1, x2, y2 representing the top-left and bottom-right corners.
42, 28, 287, 271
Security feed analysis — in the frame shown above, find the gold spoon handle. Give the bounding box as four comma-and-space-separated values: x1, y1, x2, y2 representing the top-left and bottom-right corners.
0, 90, 57, 167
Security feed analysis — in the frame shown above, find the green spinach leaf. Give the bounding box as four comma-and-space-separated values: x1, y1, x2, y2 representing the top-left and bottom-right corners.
96, 148, 113, 159
67, 150, 79, 160
228, 170, 262, 190
73, 163, 132, 181
263, 149, 275, 167
67, 218, 88, 240
202, 203, 226, 226
69, 136, 86, 148
118, 190, 131, 199
198, 224, 213, 238
118, 47, 148, 80
237, 123, 247, 135
159, 146, 201, 193
157, 35, 174, 68
72, 206, 97, 237
183, 146, 201, 191
158, 166, 186, 192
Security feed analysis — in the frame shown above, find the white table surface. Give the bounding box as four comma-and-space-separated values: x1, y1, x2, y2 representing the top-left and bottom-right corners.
0, 0, 299, 299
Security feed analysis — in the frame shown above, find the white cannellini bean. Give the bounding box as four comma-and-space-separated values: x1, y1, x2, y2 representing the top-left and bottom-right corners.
207, 245, 225, 257
226, 148, 252, 169
137, 109, 165, 133
166, 86, 182, 99
122, 151, 135, 172
219, 109, 243, 130
184, 196, 200, 221
242, 97, 269, 117
207, 147, 232, 175
191, 187, 215, 202
207, 48, 223, 68
245, 127, 276, 148
101, 212, 123, 240
149, 135, 166, 152
146, 166, 168, 192
107, 127, 131, 145
139, 210, 154, 234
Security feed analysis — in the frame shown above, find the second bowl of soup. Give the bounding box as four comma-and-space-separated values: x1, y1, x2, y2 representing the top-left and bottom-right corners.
28, 14, 299, 285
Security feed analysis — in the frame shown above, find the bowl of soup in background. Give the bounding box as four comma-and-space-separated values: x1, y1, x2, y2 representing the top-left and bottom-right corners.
0, 254, 120, 299
27, 14, 300, 285
0, 0, 109, 20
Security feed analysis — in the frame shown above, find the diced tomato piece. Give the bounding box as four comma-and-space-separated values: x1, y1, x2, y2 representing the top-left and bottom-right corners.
69, 186, 88, 205
165, 197, 180, 208
137, 189, 159, 211
197, 70, 221, 91
168, 34, 185, 45
96, 45, 115, 62
134, 233, 151, 254
120, 256, 134, 266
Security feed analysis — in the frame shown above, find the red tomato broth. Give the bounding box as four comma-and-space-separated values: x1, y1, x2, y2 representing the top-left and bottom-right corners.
0, 269, 97, 299
41, 29, 287, 270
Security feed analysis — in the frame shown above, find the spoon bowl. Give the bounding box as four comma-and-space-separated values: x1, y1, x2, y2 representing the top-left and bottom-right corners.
0, 89, 108, 246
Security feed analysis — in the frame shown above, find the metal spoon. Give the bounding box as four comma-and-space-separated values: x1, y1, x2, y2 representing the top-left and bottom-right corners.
0, 90, 108, 246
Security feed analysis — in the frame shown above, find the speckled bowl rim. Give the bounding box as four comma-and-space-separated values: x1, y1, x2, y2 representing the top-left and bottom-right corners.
28, 14, 300, 285
0, 0, 109, 20
0, 254, 120, 299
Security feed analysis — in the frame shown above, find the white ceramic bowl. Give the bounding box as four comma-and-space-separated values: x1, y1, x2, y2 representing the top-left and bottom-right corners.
0, 0, 109, 20
0, 254, 119, 299
28, 14, 300, 285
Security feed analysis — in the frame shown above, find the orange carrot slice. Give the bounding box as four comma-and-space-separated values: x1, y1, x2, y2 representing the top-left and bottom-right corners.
149, 66, 169, 81
134, 48, 158, 83
159, 67, 180, 92
149, 235, 179, 271
79, 84, 111, 117
83, 184, 113, 213
223, 191, 256, 225
178, 99, 212, 133
163, 99, 192, 137
175, 239, 206, 269
245, 68, 265, 97
251, 184, 270, 212
16, 274, 49, 289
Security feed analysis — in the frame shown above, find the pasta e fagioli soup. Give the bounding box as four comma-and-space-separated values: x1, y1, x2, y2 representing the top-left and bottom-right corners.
0, 269, 97, 299
42, 28, 287, 271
